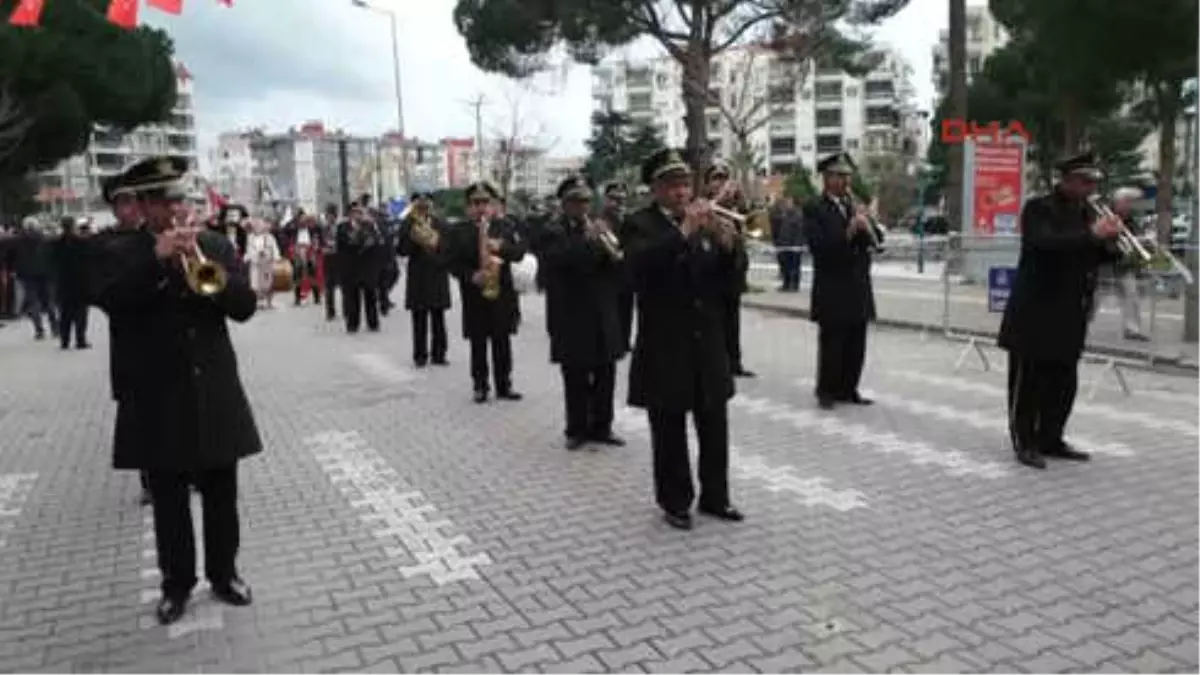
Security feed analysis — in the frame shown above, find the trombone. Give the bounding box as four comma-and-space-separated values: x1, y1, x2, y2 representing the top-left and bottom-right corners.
1088, 196, 1194, 284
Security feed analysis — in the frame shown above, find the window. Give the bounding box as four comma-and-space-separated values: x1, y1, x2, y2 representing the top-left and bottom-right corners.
845, 86, 858, 98
815, 108, 842, 128
656, 73, 668, 89
814, 81, 842, 101
846, 138, 859, 150
628, 93, 652, 111
800, 89, 812, 100
816, 134, 842, 153
769, 137, 796, 156
768, 85, 793, 105
864, 81, 894, 98
866, 106, 898, 126
969, 56, 982, 75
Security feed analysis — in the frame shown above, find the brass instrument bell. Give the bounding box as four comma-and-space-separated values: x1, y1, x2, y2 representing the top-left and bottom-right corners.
183, 243, 228, 297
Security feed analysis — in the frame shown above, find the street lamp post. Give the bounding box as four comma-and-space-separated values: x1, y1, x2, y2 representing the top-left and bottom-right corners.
351, 0, 409, 196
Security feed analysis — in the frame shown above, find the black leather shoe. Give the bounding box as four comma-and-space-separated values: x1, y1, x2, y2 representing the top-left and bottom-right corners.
663, 511, 693, 530
76, 342, 91, 350
1016, 449, 1047, 469
1044, 443, 1090, 462
432, 358, 449, 366
155, 595, 189, 625
414, 358, 427, 368
699, 504, 745, 522
211, 578, 253, 607
139, 489, 153, 507
589, 432, 626, 447
565, 437, 586, 451
733, 368, 756, 378
818, 397, 836, 410
497, 390, 523, 401
473, 390, 488, 404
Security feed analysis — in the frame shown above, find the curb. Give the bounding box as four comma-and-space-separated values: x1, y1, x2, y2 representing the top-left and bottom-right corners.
743, 297, 1200, 377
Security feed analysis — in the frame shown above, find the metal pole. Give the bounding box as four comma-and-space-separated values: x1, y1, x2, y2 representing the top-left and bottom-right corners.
1184, 110, 1198, 343
338, 138, 351, 214
388, 12, 409, 194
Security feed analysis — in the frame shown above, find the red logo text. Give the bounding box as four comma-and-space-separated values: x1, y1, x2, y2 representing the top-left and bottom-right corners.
941, 119, 1031, 145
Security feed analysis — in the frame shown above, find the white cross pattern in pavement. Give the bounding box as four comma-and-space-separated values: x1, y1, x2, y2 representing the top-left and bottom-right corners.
613, 407, 869, 512
304, 430, 492, 585
0, 473, 36, 549
790, 377, 1135, 458
730, 394, 1011, 479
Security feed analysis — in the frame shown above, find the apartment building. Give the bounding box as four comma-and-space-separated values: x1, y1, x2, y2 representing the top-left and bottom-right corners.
591, 45, 921, 179
931, 3, 1010, 102
36, 62, 199, 221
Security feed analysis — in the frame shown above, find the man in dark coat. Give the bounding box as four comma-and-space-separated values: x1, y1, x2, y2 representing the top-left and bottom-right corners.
396, 192, 452, 367
88, 156, 261, 626
998, 152, 1123, 470
705, 163, 755, 378
803, 152, 884, 410
320, 203, 340, 320
335, 203, 383, 333
540, 175, 628, 451
51, 217, 92, 350
444, 181, 528, 403
770, 195, 805, 292
626, 148, 744, 531
360, 194, 400, 316
12, 217, 57, 340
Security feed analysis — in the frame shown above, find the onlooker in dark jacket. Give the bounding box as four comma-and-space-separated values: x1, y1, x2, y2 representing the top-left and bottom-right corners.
770, 196, 805, 292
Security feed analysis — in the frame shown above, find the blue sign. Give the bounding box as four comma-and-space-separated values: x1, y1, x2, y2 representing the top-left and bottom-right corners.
987, 266, 1017, 313
387, 198, 407, 218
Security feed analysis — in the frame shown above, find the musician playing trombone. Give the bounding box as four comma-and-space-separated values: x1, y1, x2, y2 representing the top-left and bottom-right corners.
998, 152, 1124, 470
87, 156, 262, 625
540, 175, 628, 451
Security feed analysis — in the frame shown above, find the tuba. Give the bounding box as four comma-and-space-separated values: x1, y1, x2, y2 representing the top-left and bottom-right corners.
477, 216, 502, 300
410, 212, 440, 252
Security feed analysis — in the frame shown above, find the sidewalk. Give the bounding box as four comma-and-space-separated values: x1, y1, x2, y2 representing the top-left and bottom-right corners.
744, 266, 1199, 372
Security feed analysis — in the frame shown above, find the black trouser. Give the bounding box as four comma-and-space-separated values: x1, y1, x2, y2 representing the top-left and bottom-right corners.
57, 297, 88, 348
147, 466, 240, 599
411, 309, 448, 363
724, 293, 744, 371
379, 265, 399, 315
292, 258, 321, 305
469, 333, 513, 393
342, 279, 379, 332
777, 251, 802, 291
1007, 353, 1078, 454
647, 400, 730, 515
21, 277, 56, 337
323, 254, 339, 320
617, 290, 634, 348
816, 320, 868, 401
560, 362, 616, 439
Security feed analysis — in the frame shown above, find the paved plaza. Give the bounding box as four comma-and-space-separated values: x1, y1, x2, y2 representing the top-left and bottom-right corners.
0, 288, 1197, 673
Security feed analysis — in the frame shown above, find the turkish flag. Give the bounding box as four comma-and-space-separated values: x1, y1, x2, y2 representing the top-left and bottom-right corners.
148, 0, 184, 14
106, 0, 140, 28
8, 0, 45, 27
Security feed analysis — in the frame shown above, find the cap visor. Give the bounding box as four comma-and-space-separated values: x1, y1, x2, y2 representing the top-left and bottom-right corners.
653, 163, 692, 181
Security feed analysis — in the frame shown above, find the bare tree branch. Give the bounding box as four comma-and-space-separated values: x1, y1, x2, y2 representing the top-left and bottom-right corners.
713, 3, 783, 53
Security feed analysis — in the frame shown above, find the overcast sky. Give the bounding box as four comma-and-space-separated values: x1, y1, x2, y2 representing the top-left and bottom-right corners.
146, 0, 962, 166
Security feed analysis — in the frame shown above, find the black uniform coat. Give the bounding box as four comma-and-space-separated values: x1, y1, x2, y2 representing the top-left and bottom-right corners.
51, 232, 91, 303
540, 214, 627, 366
444, 217, 527, 339
91, 228, 142, 400
89, 229, 263, 473
336, 219, 384, 285
395, 214, 452, 311
998, 190, 1121, 363
625, 206, 737, 411
803, 194, 881, 324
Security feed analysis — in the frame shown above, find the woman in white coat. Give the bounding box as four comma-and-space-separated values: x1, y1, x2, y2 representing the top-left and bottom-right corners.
244, 218, 280, 309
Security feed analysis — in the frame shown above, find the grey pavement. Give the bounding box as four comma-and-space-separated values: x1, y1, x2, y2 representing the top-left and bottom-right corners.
0, 288, 1197, 673
743, 261, 1199, 370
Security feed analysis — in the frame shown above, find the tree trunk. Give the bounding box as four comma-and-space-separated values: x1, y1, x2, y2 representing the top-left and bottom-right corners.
1154, 80, 1181, 248
944, 0, 968, 253
681, 40, 711, 194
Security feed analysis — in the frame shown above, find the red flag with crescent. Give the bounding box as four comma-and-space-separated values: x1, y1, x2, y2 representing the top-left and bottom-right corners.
148, 0, 184, 14
8, 0, 46, 26
106, 0, 140, 29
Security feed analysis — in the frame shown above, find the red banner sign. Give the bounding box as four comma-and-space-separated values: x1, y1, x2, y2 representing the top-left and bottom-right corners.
971, 143, 1025, 235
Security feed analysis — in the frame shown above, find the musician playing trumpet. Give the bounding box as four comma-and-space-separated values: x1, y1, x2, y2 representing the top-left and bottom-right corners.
444, 181, 528, 403
803, 152, 883, 411
999, 152, 1123, 470
87, 156, 262, 626
704, 163, 755, 378
626, 148, 744, 531
396, 192, 452, 367
540, 175, 629, 451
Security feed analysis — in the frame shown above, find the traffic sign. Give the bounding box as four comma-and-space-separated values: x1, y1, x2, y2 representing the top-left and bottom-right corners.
987, 266, 1017, 313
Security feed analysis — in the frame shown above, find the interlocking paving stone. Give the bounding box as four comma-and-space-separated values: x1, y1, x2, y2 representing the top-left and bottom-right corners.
0, 293, 1195, 672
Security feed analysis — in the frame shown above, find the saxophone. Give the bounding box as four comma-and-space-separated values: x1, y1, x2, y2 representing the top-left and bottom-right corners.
410, 213, 440, 252
477, 216, 502, 300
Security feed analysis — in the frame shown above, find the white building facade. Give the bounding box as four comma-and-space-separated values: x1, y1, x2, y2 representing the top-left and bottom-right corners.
36, 62, 199, 222
591, 45, 921, 179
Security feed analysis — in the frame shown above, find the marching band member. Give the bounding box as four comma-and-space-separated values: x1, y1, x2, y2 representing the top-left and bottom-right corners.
804, 152, 882, 410
244, 218, 281, 310
444, 181, 527, 403
602, 182, 638, 348
320, 204, 340, 321
336, 203, 383, 333
626, 149, 743, 531
286, 214, 324, 307
540, 175, 627, 451
87, 156, 261, 626
999, 152, 1123, 470
396, 192, 452, 367
705, 163, 755, 378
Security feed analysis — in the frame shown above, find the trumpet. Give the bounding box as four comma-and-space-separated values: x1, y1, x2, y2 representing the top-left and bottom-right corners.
848, 190, 880, 248
182, 240, 228, 297
586, 215, 624, 261
1086, 195, 1151, 262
